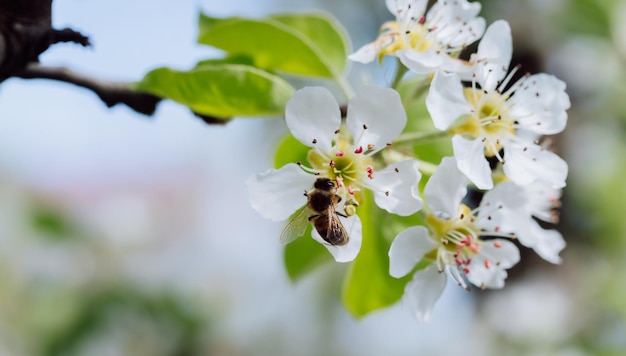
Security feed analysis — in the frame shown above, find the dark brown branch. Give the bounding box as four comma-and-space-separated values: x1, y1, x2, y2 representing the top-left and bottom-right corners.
50, 28, 91, 47
1, 0, 231, 123
0, 0, 167, 117
0, 0, 52, 23
16, 63, 161, 115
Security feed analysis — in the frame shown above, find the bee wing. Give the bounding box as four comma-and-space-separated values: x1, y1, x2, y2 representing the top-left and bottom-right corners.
279, 206, 311, 245
324, 207, 350, 246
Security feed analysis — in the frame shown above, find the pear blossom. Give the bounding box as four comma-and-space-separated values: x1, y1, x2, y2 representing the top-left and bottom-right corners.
247, 85, 423, 262
349, 0, 485, 75
388, 157, 521, 322
425, 20, 570, 190
498, 180, 565, 264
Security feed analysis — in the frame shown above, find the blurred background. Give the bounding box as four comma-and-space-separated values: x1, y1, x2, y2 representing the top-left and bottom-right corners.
0, 0, 624, 355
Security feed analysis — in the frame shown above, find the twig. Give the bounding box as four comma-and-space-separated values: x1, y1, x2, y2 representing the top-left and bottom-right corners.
15, 63, 161, 116
0, 0, 167, 117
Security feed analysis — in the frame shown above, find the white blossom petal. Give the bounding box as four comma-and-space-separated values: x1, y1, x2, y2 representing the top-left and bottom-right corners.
452, 135, 494, 190
440, 57, 474, 78
424, 157, 468, 217
426, 70, 472, 130
525, 181, 562, 223
246, 164, 316, 221
475, 182, 524, 232
285, 87, 341, 152
474, 20, 512, 92
389, 226, 438, 278
311, 215, 362, 263
403, 265, 446, 322
466, 238, 519, 289
348, 43, 377, 64
506, 215, 565, 264
386, 0, 428, 22
508, 73, 570, 135
477, 181, 528, 231
527, 223, 566, 264
504, 144, 568, 188
365, 160, 423, 216
397, 49, 445, 75
347, 86, 407, 154
428, 0, 485, 48
482, 181, 528, 210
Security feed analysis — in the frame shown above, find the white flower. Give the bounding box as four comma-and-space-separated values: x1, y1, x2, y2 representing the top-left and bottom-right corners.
247, 86, 424, 262
388, 157, 521, 322
349, 0, 485, 75
426, 20, 570, 190
498, 180, 566, 264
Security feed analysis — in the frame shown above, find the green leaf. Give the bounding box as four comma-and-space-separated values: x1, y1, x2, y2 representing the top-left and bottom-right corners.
274, 133, 310, 169
194, 55, 255, 68
197, 12, 350, 78
341, 191, 413, 317
135, 64, 294, 118
269, 13, 351, 76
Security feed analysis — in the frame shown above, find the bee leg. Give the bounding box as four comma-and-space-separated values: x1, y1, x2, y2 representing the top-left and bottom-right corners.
308, 214, 320, 222
335, 194, 342, 203
336, 212, 348, 218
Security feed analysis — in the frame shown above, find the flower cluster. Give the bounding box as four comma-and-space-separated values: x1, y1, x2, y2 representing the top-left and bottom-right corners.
247, 86, 423, 262
247, 0, 569, 322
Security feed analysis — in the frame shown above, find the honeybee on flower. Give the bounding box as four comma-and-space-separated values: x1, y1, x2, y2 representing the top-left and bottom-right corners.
247, 85, 423, 262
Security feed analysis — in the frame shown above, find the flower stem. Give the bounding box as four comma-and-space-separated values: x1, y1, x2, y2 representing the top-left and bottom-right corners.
336, 75, 355, 101
417, 160, 438, 176
394, 130, 449, 145
391, 59, 409, 89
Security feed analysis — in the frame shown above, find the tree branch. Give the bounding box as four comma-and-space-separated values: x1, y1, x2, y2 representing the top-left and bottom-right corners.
0, 0, 167, 117
15, 63, 161, 115
1, 0, 231, 123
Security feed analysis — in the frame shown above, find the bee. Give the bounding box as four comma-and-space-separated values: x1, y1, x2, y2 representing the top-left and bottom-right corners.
280, 177, 350, 246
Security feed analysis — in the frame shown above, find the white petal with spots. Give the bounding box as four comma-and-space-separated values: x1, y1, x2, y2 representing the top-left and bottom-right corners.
428, 0, 485, 48
508, 73, 570, 136
365, 160, 423, 216
504, 143, 568, 188
347, 86, 407, 154
386, 0, 428, 23
285, 87, 341, 152
466, 238, 519, 289
473, 20, 512, 92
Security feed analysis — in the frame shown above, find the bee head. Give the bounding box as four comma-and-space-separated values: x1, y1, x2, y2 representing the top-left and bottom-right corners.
314, 177, 336, 191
